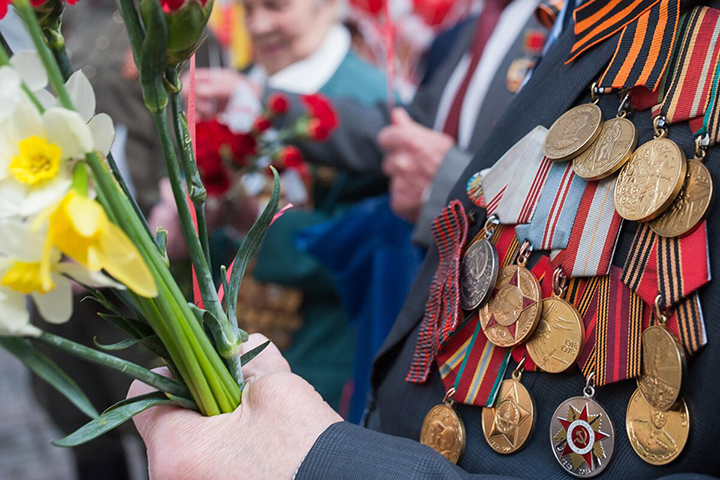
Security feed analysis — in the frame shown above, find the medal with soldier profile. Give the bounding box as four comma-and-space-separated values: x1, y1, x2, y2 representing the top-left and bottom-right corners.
420, 391, 466, 464
543, 103, 603, 162
572, 117, 638, 180
615, 138, 687, 222
479, 264, 542, 347
626, 388, 690, 465
482, 368, 535, 454
526, 296, 585, 373
550, 393, 615, 478
649, 159, 714, 237
637, 325, 686, 411
461, 238, 499, 311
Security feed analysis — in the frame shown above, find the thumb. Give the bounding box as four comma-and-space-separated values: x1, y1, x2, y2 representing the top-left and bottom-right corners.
391, 107, 414, 127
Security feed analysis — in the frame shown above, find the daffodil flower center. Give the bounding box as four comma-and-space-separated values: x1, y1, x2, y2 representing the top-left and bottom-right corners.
1, 261, 55, 294
10, 136, 63, 185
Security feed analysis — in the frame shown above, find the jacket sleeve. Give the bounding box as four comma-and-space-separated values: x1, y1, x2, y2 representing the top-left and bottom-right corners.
295, 422, 516, 480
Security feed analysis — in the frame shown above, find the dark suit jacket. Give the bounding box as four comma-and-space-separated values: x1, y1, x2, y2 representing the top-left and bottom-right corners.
296, 3, 720, 478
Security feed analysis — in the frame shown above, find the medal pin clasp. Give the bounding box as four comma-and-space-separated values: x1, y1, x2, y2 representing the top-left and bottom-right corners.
583, 372, 596, 399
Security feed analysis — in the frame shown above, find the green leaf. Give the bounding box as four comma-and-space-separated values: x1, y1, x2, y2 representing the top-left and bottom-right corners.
93, 337, 142, 351
53, 394, 174, 447
139, 0, 169, 113
240, 340, 270, 366
0, 337, 98, 419
226, 167, 280, 327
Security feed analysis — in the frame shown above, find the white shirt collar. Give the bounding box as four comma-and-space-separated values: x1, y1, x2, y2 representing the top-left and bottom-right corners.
249, 24, 351, 94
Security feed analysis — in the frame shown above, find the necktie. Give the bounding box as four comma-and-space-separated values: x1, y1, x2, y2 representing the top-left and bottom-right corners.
443, 0, 513, 139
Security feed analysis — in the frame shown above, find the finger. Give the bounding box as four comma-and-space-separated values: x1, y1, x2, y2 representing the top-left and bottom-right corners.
390, 107, 414, 127
378, 126, 412, 151
241, 333, 291, 382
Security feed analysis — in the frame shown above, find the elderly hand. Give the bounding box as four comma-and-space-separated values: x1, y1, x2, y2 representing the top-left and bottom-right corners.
129, 334, 342, 480
378, 108, 454, 222
181, 68, 261, 120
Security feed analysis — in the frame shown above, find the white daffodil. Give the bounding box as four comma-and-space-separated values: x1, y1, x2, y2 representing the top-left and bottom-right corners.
62, 71, 115, 155
0, 50, 50, 125
0, 99, 92, 217
0, 219, 124, 337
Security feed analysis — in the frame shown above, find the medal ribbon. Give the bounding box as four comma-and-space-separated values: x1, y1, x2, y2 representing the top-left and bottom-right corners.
407, 200, 469, 383
694, 20, 720, 145
596, 0, 681, 92
481, 126, 552, 224
568, 0, 665, 63
436, 225, 518, 406
551, 177, 623, 277
621, 223, 709, 354
515, 162, 587, 251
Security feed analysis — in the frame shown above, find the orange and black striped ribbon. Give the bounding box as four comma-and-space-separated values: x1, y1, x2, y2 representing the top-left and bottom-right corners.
642, 293, 706, 355
568, 0, 664, 63
596, 0, 681, 92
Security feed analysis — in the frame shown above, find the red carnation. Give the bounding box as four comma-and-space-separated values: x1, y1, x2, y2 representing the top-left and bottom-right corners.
230, 132, 258, 167
253, 115, 272, 133
267, 93, 290, 115
300, 93, 339, 141
277, 146, 304, 169
2, 0, 48, 19
195, 119, 234, 197
160, 0, 208, 13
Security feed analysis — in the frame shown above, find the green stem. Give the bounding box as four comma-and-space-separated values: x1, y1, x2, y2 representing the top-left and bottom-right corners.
34, 331, 193, 400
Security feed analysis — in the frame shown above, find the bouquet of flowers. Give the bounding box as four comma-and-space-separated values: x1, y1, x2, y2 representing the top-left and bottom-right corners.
0, 0, 338, 447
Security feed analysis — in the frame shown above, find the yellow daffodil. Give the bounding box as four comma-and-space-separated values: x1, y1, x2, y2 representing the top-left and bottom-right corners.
48, 191, 158, 298
0, 219, 124, 336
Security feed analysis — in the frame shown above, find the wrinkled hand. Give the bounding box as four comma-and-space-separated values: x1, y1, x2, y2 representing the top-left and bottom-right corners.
378, 108, 454, 222
129, 334, 342, 480
181, 68, 261, 120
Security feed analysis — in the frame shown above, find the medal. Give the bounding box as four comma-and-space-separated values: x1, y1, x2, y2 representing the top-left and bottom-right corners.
482, 358, 535, 454
550, 373, 615, 477
626, 388, 690, 465
649, 156, 713, 237
461, 216, 500, 310
466, 171, 486, 208
527, 268, 585, 373
615, 117, 687, 222
479, 241, 542, 347
420, 388, 466, 464
543, 86, 603, 162
637, 296, 686, 411
573, 116, 638, 180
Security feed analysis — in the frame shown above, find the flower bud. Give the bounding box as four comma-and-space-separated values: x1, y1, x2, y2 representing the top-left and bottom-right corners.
142, 0, 214, 65
267, 93, 290, 115
252, 115, 272, 133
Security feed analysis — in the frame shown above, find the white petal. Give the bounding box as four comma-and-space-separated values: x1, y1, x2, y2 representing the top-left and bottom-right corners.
64, 71, 95, 122
43, 108, 93, 158
0, 179, 26, 219
0, 288, 37, 337
31, 89, 56, 110
32, 274, 72, 324
20, 177, 71, 217
0, 218, 45, 260
88, 113, 115, 155
10, 100, 44, 144
56, 263, 126, 289
10, 50, 47, 92
0, 67, 22, 124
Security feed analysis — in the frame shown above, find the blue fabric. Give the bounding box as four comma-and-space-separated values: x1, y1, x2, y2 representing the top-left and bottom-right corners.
296, 195, 423, 423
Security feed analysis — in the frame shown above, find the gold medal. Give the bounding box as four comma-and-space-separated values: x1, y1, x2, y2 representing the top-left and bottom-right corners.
543, 103, 604, 162
573, 117, 638, 180
637, 296, 686, 411
420, 388, 466, 464
626, 388, 690, 465
482, 359, 535, 454
649, 159, 714, 237
526, 268, 585, 373
479, 242, 542, 347
615, 118, 687, 222
550, 373, 615, 478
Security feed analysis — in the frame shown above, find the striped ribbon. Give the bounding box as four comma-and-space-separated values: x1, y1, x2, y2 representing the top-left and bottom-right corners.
407, 200, 469, 383
481, 126, 552, 224
621, 223, 709, 354
694, 9, 720, 145
515, 162, 587, 251
550, 177, 623, 277
436, 225, 518, 406
596, 0, 681, 92
641, 292, 707, 355
568, 0, 664, 63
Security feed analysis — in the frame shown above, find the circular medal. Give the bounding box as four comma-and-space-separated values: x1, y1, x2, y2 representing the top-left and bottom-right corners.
461, 238, 499, 310
420, 404, 466, 463
543, 103, 603, 162
626, 388, 690, 465
526, 297, 585, 373
550, 396, 615, 477
466, 172, 486, 208
479, 265, 542, 347
615, 138, 687, 222
637, 325, 686, 411
482, 379, 535, 454
649, 159, 714, 237
572, 117, 638, 180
